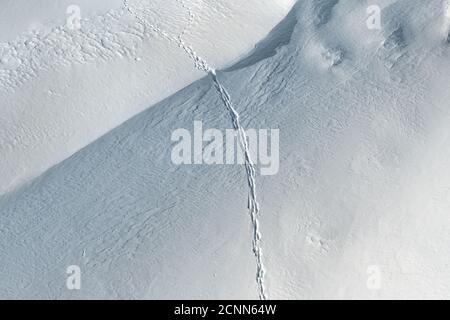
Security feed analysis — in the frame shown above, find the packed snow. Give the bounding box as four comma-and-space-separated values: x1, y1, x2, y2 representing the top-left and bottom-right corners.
1, 0, 450, 299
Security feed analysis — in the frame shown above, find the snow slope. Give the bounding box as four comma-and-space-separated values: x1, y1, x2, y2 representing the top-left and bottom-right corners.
1, 0, 450, 299
0, 0, 294, 195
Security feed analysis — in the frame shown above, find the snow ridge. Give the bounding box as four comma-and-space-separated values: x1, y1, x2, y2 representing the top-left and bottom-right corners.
124, 0, 268, 300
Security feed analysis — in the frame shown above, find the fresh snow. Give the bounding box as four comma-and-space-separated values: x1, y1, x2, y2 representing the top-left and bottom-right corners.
1, 0, 450, 299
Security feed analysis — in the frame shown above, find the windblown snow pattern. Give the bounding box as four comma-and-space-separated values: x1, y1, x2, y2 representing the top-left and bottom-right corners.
1, 0, 450, 299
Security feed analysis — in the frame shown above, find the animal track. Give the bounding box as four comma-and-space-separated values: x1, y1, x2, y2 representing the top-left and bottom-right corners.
125, 0, 268, 300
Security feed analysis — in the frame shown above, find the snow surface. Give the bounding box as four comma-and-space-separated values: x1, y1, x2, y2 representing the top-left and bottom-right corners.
0, 0, 294, 195
1, 0, 450, 299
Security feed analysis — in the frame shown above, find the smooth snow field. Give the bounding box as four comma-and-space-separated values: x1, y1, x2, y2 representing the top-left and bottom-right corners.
1, 0, 450, 299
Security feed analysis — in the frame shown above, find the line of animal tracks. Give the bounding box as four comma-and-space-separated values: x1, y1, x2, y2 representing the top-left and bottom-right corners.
123, 0, 268, 300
